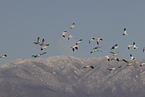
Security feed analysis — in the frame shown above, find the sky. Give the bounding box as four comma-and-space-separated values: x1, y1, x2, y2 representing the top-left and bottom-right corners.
0, 0, 145, 65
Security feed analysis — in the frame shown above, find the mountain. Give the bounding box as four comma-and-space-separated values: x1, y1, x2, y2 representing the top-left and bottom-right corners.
0, 55, 145, 97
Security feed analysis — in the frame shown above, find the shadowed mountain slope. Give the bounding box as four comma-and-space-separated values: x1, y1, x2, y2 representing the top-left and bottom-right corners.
0, 55, 145, 97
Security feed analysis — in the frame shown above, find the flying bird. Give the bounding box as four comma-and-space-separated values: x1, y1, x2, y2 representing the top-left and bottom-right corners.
68, 35, 73, 40
143, 47, 145, 52
96, 38, 103, 45
61, 31, 67, 38
105, 56, 110, 61
111, 44, 119, 50
83, 65, 94, 69
107, 67, 116, 71
32, 52, 47, 58
90, 50, 102, 53
108, 66, 122, 71
34, 37, 41, 45
130, 54, 135, 61
71, 45, 79, 52
123, 28, 128, 36
41, 45, 49, 50
133, 42, 138, 49
89, 38, 95, 44
93, 46, 102, 49
128, 44, 133, 49
40, 39, 49, 46
70, 23, 75, 29
140, 63, 145, 67
76, 39, 82, 45
110, 52, 119, 56
0, 54, 7, 58
122, 59, 135, 66
111, 57, 119, 61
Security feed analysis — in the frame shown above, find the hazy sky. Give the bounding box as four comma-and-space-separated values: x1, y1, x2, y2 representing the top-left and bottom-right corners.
0, 0, 145, 65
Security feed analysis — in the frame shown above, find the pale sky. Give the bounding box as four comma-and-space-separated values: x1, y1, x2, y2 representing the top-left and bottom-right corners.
0, 0, 145, 65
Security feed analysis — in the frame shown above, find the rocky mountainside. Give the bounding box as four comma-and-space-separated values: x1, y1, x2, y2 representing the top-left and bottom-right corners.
0, 55, 145, 97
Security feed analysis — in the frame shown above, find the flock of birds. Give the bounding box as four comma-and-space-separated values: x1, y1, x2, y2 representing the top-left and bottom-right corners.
60, 23, 145, 71
1, 23, 145, 71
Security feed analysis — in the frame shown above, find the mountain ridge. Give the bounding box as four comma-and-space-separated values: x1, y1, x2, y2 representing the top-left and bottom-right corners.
0, 55, 145, 97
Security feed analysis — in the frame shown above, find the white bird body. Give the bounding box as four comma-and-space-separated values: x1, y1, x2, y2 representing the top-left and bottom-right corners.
34, 37, 41, 44
61, 31, 67, 38
123, 28, 128, 36
140, 63, 145, 67
128, 44, 133, 49
76, 39, 82, 45
130, 54, 135, 60
133, 42, 138, 49
89, 38, 95, 44
96, 38, 103, 45
68, 35, 73, 40
70, 23, 75, 29
83, 65, 94, 69
32, 52, 47, 58
71, 45, 79, 51
40, 39, 49, 46
41, 45, 49, 50
0, 54, 7, 58
105, 56, 110, 61
111, 44, 119, 50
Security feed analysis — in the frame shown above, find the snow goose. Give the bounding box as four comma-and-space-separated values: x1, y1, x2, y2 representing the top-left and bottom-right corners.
34, 37, 41, 45
61, 31, 67, 38
111, 44, 119, 50
89, 38, 95, 44
76, 39, 82, 45
96, 38, 103, 45
40, 39, 49, 46
123, 28, 128, 36
32, 52, 47, 58
83, 65, 94, 69
130, 54, 136, 61
122, 59, 135, 66
0, 54, 7, 58
71, 45, 79, 52
133, 42, 138, 49
70, 23, 75, 29
68, 35, 73, 40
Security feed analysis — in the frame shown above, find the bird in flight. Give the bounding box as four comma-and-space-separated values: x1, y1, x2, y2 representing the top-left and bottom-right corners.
40, 39, 49, 46
110, 52, 119, 56
76, 39, 82, 45
71, 45, 79, 52
140, 63, 145, 67
107, 66, 122, 71
111, 44, 119, 50
61, 31, 67, 38
68, 35, 73, 40
32, 52, 47, 58
143, 47, 145, 52
123, 28, 128, 36
34, 37, 41, 45
82, 65, 94, 69
133, 42, 138, 49
111, 57, 120, 61
70, 23, 75, 29
89, 38, 95, 44
0, 54, 7, 58
128, 44, 133, 49
122, 59, 135, 66
105, 56, 110, 61
130, 54, 136, 61
96, 38, 103, 45
41, 45, 49, 50
90, 49, 102, 53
